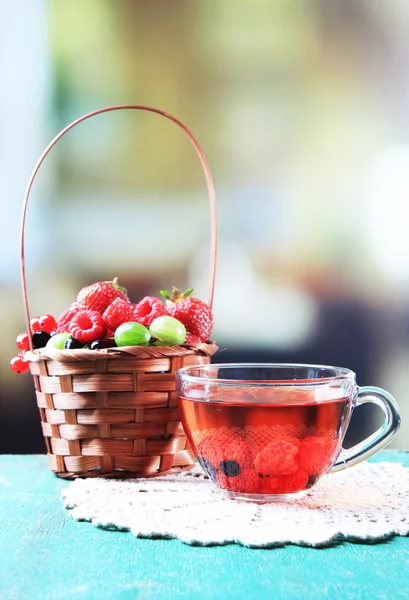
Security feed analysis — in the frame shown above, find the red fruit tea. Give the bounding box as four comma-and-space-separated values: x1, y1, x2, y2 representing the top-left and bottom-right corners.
178, 390, 352, 497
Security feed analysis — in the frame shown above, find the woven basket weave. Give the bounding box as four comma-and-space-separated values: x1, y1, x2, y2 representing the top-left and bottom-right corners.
20, 105, 218, 479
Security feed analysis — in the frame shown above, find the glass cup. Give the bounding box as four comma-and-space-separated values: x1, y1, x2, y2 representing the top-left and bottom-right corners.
176, 363, 401, 502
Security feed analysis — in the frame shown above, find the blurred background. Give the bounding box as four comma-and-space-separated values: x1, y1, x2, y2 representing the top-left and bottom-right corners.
1, 0, 409, 453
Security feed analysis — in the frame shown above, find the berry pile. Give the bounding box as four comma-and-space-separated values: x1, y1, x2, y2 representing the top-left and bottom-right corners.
10, 278, 214, 374
196, 431, 337, 495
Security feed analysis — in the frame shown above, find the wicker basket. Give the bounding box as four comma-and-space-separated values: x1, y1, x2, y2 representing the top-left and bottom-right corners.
20, 105, 218, 479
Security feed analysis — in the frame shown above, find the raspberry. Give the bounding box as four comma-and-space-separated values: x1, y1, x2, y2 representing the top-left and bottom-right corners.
162, 287, 213, 342
221, 439, 255, 469
263, 469, 309, 495
299, 434, 338, 476
68, 310, 106, 343
131, 296, 167, 327
254, 438, 300, 477
102, 298, 132, 332
197, 435, 229, 471
217, 469, 260, 494
56, 303, 79, 333
197, 435, 255, 481
77, 277, 130, 313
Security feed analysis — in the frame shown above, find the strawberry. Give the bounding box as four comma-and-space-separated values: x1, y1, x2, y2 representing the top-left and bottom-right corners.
77, 277, 130, 314
68, 310, 106, 343
102, 298, 132, 332
131, 296, 167, 327
185, 333, 201, 344
56, 302, 79, 333
161, 287, 213, 343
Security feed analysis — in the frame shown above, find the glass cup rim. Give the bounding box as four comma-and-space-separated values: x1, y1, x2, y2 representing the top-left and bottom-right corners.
176, 362, 356, 387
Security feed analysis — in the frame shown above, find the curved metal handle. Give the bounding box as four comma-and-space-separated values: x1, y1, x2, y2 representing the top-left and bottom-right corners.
331, 386, 401, 472
20, 105, 218, 351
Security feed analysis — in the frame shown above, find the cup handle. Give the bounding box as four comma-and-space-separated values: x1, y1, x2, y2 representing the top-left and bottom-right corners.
330, 386, 401, 473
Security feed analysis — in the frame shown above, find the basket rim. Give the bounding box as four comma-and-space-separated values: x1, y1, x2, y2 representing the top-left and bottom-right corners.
24, 341, 219, 362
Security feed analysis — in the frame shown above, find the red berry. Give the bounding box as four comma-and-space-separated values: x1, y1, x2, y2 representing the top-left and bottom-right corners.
185, 333, 201, 344
77, 277, 130, 314
299, 434, 338, 476
197, 434, 234, 470
263, 469, 309, 495
131, 296, 167, 327
102, 298, 132, 332
217, 469, 260, 494
68, 310, 106, 343
10, 354, 30, 374
197, 435, 255, 475
16, 332, 30, 351
37, 314, 57, 334
254, 438, 300, 477
56, 303, 79, 333
221, 439, 255, 469
30, 317, 41, 334
197, 436, 225, 472
162, 288, 213, 343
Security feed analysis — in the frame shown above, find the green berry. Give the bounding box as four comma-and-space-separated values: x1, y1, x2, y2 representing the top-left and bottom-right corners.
46, 332, 72, 350
114, 322, 151, 347
149, 316, 186, 345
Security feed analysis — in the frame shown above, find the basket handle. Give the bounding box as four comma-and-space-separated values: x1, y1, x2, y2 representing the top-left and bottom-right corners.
20, 105, 217, 351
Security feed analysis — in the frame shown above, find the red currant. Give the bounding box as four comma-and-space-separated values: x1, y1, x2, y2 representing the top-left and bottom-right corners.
16, 332, 30, 351
38, 314, 57, 334
30, 317, 41, 334
10, 354, 30, 374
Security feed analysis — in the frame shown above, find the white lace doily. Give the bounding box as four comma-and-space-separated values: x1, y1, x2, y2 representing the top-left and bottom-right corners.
62, 461, 409, 548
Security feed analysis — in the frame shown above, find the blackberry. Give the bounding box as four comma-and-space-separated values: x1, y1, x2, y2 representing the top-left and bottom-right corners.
219, 459, 241, 478
32, 331, 51, 349
307, 474, 319, 488
90, 339, 114, 350
198, 457, 218, 481
64, 338, 85, 349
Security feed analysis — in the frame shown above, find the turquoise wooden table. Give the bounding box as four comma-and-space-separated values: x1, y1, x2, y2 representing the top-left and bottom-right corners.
1, 451, 408, 600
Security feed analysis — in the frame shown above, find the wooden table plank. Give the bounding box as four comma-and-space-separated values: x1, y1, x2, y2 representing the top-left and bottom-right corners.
0, 452, 408, 600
